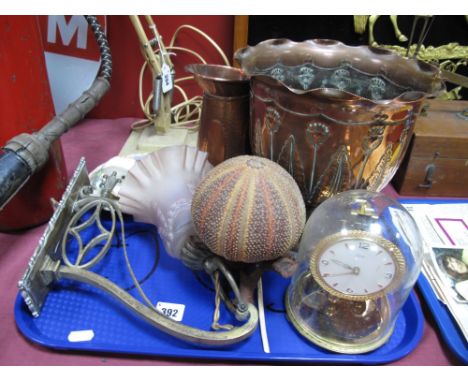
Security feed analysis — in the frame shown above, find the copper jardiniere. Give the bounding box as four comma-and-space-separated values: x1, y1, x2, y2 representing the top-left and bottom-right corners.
235, 39, 444, 210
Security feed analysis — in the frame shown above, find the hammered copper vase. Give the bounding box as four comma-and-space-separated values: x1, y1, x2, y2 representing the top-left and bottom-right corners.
235, 39, 444, 210
186, 64, 251, 166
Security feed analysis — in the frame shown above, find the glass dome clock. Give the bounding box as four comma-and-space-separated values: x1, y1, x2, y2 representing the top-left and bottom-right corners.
286, 190, 424, 354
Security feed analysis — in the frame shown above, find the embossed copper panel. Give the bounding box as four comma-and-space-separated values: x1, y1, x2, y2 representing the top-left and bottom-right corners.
235, 39, 444, 209
198, 93, 250, 166
186, 64, 251, 166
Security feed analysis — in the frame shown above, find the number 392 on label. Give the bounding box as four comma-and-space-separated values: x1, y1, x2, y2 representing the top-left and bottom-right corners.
156, 302, 185, 322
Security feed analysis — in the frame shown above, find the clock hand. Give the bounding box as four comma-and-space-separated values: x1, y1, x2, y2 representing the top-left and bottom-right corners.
331, 259, 354, 271
323, 271, 355, 277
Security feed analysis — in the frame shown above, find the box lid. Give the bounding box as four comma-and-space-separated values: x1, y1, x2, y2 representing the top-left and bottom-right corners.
412, 100, 468, 158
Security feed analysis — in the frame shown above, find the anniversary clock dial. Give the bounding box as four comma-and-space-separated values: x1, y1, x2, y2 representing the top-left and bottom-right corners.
310, 231, 406, 301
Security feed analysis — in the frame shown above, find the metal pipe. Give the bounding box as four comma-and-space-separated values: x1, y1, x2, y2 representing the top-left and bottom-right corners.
0, 16, 112, 210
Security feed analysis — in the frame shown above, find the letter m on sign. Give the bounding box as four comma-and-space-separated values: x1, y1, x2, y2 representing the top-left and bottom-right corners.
47, 15, 88, 49
38, 16, 106, 61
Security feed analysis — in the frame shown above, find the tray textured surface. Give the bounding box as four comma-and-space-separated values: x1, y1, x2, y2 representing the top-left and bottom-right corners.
15, 219, 423, 364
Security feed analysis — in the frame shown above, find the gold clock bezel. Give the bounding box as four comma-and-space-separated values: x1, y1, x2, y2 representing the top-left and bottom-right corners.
309, 230, 406, 301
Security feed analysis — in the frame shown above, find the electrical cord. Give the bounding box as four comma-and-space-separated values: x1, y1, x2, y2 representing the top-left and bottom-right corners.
87, 226, 161, 292
131, 21, 230, 131
169, 24, 230, 65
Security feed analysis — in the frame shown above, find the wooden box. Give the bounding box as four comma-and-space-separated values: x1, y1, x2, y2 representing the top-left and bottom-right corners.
392, 100, 468, 197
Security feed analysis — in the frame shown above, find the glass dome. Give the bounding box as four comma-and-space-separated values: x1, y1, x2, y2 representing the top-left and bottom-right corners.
285, 189, 424, 354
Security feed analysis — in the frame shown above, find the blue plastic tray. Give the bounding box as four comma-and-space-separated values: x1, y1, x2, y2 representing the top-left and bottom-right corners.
15, 219, 424, 364
399, 198, 468, 364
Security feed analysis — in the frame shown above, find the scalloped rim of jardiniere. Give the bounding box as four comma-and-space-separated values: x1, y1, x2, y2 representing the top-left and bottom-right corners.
251, 82, 418, 125
235, 38, 445, 105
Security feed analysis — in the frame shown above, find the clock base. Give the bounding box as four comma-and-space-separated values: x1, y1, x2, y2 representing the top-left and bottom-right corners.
285, 272, 394, 354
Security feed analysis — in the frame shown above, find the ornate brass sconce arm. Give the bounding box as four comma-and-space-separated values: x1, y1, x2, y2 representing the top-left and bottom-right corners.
58, 265, 258, 346
18, 159, 258, 347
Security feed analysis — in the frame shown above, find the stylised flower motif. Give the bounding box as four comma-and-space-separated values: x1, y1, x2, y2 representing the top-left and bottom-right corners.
368, 77, 387, 100
306, 122, 330, 197
265, 107, 281, 134
298, 66, 315, 90
270, 65, 286, 82
306, 122, 330, 147
330, 68, 351, 91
